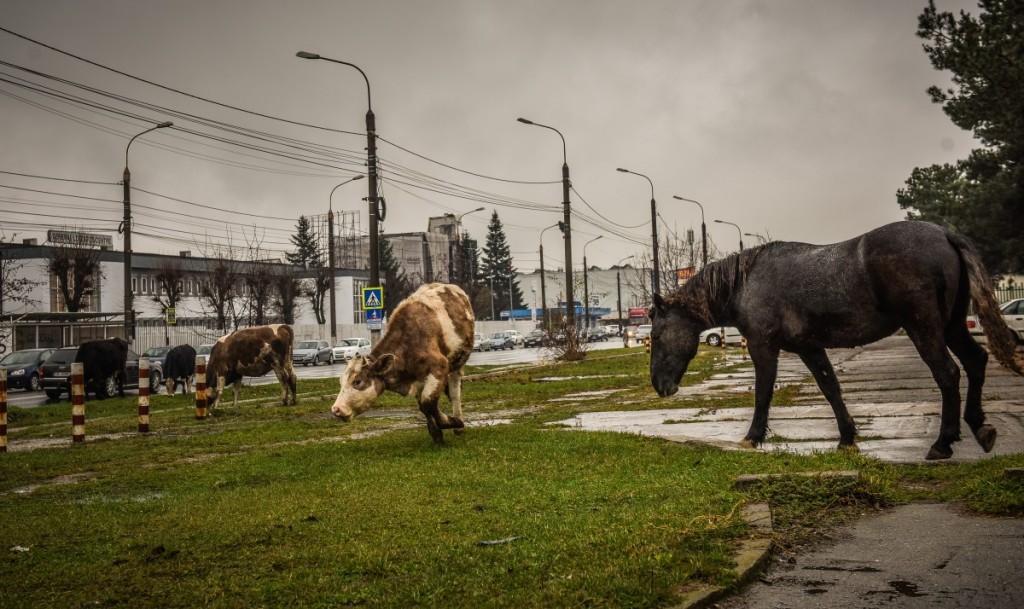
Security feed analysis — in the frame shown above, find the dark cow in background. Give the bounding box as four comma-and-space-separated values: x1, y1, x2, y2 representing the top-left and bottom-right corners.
331, 283, 475, 444
206, 324, 297, 409
164, 344, 197, 396
75, 337, 129, 398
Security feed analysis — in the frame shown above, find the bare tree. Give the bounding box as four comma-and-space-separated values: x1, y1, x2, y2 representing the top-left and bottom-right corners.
241, 228, 277, 326
152, 256, 185, 314
1, 247, 42, 315
270, 264, 303, 324
46, 235, 104, 313
196, 250, 241, 332
306, 265, 330, 325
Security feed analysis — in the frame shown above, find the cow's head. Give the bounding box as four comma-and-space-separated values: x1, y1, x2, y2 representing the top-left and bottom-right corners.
331, 354, 394, 421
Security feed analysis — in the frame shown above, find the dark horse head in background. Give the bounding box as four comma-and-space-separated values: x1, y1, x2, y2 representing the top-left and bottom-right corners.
649, 221, 1024, 460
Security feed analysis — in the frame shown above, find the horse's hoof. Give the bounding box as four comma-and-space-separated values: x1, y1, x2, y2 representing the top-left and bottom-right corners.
738, 439, 757, 449
974, 424, 997, 453
838, 443, 860, 454
925, 446, 953, 460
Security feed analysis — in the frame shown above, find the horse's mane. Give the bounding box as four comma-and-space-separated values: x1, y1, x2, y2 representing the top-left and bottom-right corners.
669, 244, 771, 324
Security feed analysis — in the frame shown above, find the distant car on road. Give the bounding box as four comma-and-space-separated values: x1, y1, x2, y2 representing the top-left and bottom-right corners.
699, 326, 744, 347
634, 324, 653, 346
488, 331, 515, 351
333, 337, 371, 361
523, 329, 546, 348
0, 347, 54, 391
506, 330, 523, 345
196, 344, 215, 357
293, 340, 334, 366
473, 333, 487, 351
967, 298, 1024, 344
586, 327, 609, 342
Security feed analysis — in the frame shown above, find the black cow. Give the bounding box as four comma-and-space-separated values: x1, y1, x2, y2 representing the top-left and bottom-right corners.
164, 344, 197, 396
75, 337, 129, 399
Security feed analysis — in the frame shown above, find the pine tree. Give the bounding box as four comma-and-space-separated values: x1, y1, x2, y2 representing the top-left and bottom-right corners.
286, 216, 322, 267
480, 211, 524, 320
379, 233, 414, 316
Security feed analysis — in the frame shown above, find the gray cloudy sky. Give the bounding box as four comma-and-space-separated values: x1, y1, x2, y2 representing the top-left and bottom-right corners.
1, 0, 978, 271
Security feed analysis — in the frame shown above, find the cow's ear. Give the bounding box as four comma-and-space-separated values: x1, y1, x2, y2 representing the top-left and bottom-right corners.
374, 353, 396, 374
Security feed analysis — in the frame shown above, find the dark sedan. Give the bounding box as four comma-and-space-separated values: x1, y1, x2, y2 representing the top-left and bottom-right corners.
40, 346, 146, 400
0, 348, 55, 391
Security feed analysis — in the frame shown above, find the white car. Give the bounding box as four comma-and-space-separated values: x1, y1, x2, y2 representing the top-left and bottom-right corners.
967, 298, 1024, 344
473, 333, 487, 351
333, 337, 372, 361
699, 326, 744, 347
505, 330, 523, 345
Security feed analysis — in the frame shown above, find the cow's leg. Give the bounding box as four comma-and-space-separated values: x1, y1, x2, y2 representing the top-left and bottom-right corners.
906, 327, 962, 460
210, 376, 226, 409
740, 342, 780, 448
946, 322, 995, 452
117, 370, 126, 398
186, 375, 194, 394
284, 363, 298, 405
232, 379, 242, 407
798, 347, 857, 450
448, 370, 466, 436
165, 379, 175, 397
418, 399, 446, 444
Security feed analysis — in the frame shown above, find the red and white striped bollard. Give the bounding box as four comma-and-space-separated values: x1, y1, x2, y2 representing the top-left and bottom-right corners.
138, 358, 150, 433
71, 362, 85, 443
195, 356, 208, 420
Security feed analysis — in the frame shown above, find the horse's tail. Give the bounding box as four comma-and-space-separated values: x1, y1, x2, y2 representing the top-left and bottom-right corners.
948, 231, 1024, 375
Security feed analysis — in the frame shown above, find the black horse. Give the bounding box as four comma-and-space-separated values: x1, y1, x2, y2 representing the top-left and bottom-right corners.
649, 221, 1023, 460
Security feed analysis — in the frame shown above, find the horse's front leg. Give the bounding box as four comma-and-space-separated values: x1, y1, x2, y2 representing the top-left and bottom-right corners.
798, 347, 858, 450
740, 343, 780, 449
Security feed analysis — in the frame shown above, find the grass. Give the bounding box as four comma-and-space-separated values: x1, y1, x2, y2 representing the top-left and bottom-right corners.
2, 344, 1022, 608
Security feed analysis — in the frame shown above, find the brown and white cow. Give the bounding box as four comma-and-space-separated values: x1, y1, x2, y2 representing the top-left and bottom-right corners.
331, 283, 475, 444
206, 324, 298, 409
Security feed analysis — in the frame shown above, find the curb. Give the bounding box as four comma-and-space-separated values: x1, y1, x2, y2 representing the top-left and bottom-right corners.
673, 502, 774, 609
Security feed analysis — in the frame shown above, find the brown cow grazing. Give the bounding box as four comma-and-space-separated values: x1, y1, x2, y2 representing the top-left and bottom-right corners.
331, 283, 475, 444
206, 324, 297, 409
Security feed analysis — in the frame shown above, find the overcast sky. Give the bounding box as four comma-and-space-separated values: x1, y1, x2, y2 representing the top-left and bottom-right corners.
1, 0, 979, 271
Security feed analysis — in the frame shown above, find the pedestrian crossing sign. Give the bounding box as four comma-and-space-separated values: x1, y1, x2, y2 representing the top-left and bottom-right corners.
363, 287, 384, 310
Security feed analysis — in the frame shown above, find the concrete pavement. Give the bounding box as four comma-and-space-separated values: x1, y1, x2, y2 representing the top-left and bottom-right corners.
557, 335, 1024, 463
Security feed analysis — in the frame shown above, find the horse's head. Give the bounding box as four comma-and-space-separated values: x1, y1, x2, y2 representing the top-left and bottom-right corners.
649, 292, 703, 397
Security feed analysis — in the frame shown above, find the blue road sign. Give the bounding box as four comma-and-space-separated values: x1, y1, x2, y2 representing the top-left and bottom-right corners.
366, 308, 384, 330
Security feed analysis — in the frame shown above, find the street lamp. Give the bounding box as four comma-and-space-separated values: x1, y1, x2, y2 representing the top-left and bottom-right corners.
297, 51, 383, 345
582, 235, 603, 332
744, 232, 768, 246
673, 195, 707, 268
617, 167, 660, 295
451, 206, 485, 285
518, 118, 575, 327
714, 219, 744, 252
538, 222, 559, 331
328, 174, 365, 342
122, 120, 173, 345
615, 254, 634, 332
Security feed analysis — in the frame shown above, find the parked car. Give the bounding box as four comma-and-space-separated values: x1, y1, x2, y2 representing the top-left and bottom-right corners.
293, 340, 334, 366
506, 330, 523, 345
0, 347, 54, 391
488, 331, 515, 350
140, 346, 172, 388
523, 329, 547, 348
634, 324, 653, 346
473, 333, 487, 351
698, 326, 745, 347
967, 298, 1024, 344
196, 344, 215, 357
39, 345, 151, 400
586, 327, 609, 342
333, 337, 371, 361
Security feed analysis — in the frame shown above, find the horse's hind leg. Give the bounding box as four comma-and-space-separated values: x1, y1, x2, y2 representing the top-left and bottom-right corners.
740, 343, 780, 449
946, 323, 996, 452
906, 328, 963, 460
798, 348, 857, 450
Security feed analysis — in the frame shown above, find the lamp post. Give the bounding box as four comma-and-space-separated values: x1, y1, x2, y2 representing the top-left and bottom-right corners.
582, 235, 603, 332
617, 168, 660, 295
518, 118, 575, 328
673, 195, 707, 268
615, 254, 634, 333
451, 206, 485, 285
538, 222, 559, 331
715, 219, 744, 252
744, 232, 768, 246
328, 174, 365, 343
297, 51, 382, 345
122, 120, 172, 345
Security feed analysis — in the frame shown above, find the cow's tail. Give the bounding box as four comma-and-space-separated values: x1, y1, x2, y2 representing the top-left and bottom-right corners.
948, 231, 1024, 375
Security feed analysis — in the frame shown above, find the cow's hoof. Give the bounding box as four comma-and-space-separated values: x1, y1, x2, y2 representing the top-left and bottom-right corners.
448, 416, 465, 429
974, 424, 997, 453
838, 443, 860, 454
738, 439, 757, 449
925, 446, 953, 460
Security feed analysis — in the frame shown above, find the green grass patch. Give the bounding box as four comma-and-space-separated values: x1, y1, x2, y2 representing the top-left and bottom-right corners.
1, 346, 1021, 607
